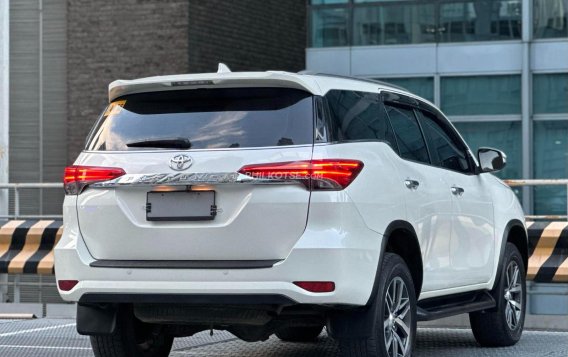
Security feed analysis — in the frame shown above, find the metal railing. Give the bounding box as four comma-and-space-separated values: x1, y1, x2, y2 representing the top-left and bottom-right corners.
0, 276, 57, 304
0, 183, 63, 220
0, 183, 63, 303
1, 180, 567, 221
504, 179, 568, 221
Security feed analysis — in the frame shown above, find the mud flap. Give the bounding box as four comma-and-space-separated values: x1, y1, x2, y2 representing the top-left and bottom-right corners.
327, 302, 379, 339
77, 303, 118, 336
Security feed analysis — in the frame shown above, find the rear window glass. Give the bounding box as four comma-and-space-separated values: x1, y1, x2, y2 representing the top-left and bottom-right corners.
85, 87, 314, 151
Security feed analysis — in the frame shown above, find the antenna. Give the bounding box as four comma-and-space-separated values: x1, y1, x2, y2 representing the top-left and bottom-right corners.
217, 63, 231, 73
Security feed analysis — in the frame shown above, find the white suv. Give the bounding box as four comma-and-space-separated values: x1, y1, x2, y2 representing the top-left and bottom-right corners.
55, 67, 528, 357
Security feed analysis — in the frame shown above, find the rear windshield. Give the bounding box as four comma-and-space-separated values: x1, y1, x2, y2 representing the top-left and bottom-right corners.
85, 87, 314, 151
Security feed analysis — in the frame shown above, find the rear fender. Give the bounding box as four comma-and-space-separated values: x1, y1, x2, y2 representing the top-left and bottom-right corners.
328, 220, 417, 339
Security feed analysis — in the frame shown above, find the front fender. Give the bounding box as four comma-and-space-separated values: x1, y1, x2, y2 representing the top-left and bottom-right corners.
489, 176, 526, 290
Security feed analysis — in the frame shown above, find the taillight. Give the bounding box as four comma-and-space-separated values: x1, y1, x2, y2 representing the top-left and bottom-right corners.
238, 159, 363, 190
294, 281, 335, 293
63, 165, 126, 195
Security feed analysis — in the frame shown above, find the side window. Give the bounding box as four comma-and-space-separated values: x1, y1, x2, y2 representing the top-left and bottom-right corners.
325, 90, 397, 149
419, 110, 471, 174
384, 104, 430, 164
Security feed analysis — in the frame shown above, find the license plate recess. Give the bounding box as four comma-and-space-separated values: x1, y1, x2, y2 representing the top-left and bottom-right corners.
146, 191, 216, 221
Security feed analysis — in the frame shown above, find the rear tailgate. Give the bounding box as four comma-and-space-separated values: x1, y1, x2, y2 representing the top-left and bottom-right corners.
74, 87, 314, 261
76, 148, 313, 261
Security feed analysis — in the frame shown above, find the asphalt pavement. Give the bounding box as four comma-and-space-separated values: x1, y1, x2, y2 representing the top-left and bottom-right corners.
0, 318, 566, 356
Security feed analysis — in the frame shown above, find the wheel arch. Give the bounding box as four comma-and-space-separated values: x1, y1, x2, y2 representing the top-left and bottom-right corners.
380, 220, 423, 300
493, 219, 528, 291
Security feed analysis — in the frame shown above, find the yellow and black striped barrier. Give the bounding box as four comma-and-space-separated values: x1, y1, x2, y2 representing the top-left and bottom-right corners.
0, 220, 566, 283
0, 220, 63, 275
527, 221, 568, 283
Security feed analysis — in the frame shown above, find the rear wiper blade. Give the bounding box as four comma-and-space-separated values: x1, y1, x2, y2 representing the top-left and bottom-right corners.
126, 138, 192, 149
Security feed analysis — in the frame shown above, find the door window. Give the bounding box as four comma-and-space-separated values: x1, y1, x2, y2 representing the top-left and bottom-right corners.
384, 104, 430, 164
419, 110, 471, 174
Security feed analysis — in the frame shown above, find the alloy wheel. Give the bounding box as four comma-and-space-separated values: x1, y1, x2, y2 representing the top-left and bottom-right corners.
383, 276, 412, 357
504, 261, 523, 330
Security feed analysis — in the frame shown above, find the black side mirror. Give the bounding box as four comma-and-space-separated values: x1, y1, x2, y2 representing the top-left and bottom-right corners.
477, 147, 507, 173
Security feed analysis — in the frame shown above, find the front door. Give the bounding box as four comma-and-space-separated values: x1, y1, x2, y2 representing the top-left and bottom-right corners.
417, 109, 495, 287
446, 172, 495, 286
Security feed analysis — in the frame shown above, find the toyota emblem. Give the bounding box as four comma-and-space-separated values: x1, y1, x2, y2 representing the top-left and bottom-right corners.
169, 154, 193, 171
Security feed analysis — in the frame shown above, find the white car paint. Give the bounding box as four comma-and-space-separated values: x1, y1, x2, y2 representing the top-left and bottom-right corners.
74, 146, 313, 261
393, 156, 455, 292
55, 70, 526, 306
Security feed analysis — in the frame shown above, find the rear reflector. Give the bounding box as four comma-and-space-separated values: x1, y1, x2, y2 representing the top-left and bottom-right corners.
294, 281, 335, 293
238, 159, 363, 190
58, 280, 79, 292
64, 165, 126, 195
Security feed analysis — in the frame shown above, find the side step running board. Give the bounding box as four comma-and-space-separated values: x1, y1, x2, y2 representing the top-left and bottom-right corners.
417, 290, 496, 322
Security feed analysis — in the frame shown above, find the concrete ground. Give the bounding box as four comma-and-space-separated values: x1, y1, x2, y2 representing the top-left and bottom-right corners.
0, 319, 566, 356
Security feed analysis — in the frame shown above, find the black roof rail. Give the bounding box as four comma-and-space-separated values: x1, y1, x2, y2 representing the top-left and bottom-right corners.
297, 71, 409, 93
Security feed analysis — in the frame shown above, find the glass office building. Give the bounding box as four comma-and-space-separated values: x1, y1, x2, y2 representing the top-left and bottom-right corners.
307, 0, 568, 215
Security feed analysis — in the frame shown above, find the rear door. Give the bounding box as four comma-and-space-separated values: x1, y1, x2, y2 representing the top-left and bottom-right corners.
75, 87, 315, 261
384, 100, 455, 292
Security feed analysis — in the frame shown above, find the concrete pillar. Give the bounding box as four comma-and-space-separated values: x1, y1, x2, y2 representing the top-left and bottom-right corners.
0, 0, 9, 218
521, 0, 533, 213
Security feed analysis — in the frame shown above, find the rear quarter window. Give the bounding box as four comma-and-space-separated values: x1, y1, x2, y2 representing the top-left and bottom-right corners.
324, 90, 397, 149
85, 87, 314, 151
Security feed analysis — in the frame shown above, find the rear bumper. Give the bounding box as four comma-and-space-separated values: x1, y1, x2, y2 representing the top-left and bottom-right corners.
55, 192, 384, 306
56, 243, 381, 306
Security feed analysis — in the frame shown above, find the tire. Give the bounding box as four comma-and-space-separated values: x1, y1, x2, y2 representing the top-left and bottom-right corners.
275, 325, 324, 342
90, 306, 173, 357
470, 243, 526, 347
340, 253, 417, 357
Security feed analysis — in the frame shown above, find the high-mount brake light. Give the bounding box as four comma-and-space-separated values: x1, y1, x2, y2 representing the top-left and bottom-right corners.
63, 166, 126, 195
238, 159, 363, 190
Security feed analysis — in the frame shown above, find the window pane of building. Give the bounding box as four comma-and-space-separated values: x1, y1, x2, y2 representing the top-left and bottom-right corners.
311, 8, 350, 47
453, 121, 522, 181
378, 77, 434, 102
534, 0, 568, 39
439, 0, 522, 42
353, 4, 437, 45
534, 121, 568, 215
311, 0, 348, 4
354, 0, 395, 3
441, 75, 521, 115
534, 73, 568, 114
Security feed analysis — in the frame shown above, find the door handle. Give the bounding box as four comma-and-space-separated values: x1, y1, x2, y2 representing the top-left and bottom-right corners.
451, 186, 465, 196
404, 179, 420, 190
